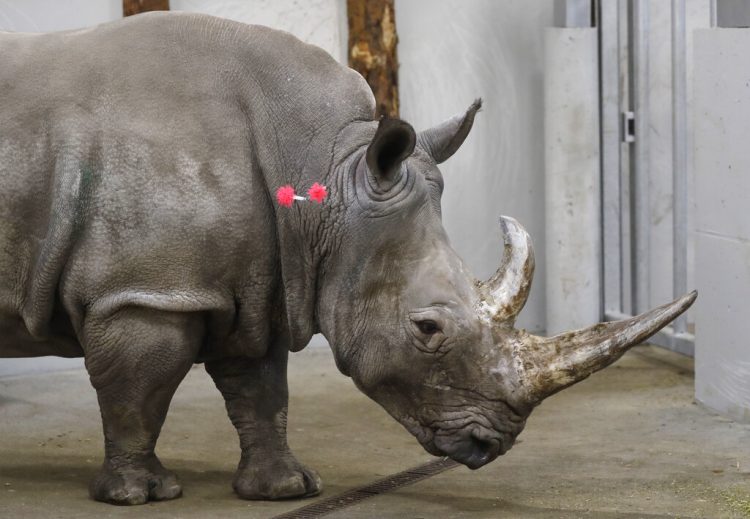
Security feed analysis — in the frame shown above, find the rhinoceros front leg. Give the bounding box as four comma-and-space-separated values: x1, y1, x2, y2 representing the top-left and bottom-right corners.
83, 308, 202, 505
205, 344, 322, 500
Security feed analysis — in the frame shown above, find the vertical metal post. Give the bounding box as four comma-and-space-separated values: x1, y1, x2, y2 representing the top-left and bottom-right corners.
710, 0, 718, 27
671, 0, 688, 335
599, 0, 623, 316
618, 0, 633, 315
630, 0, 650, 315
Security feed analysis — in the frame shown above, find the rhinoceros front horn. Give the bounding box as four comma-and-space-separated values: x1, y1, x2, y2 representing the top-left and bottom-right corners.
519, 291, 697, 403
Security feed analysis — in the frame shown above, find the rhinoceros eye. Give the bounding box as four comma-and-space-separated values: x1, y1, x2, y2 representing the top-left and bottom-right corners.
416, 320, 440, 335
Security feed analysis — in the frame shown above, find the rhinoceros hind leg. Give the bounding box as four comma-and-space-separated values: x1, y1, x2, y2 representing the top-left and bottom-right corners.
206, 344, 322, 500
83, 307, 202, 505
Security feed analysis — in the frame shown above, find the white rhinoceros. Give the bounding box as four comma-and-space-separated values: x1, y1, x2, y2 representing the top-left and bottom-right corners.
0, 12, 695, 505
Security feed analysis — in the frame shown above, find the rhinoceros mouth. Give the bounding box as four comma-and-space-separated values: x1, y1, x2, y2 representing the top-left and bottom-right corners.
400, 413, 510, 469
394, 398, 524, 469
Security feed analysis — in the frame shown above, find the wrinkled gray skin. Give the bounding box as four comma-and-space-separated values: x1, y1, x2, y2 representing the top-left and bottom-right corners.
0, 12, 696, 506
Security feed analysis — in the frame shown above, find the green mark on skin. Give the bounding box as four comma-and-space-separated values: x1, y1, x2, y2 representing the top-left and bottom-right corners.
72, 165, 98, 234
80, 165, 94, 191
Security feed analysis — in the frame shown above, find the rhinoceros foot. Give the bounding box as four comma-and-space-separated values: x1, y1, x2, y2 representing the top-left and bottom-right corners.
233, 456, 322, 500
89, 455, 182, 505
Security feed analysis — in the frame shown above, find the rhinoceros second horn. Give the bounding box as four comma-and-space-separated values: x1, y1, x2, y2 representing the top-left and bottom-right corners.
480, 216, 535, 325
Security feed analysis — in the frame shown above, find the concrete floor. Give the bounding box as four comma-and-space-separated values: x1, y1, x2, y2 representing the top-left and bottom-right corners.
1, 345, 749, 518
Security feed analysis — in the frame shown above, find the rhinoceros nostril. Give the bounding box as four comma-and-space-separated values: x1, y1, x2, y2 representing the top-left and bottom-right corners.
464, 430, 501, 470
471, 438, 493, 462
431, 427, 501, 469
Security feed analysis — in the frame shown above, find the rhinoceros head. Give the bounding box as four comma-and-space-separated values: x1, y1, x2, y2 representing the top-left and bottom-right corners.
316, 100, 696, 469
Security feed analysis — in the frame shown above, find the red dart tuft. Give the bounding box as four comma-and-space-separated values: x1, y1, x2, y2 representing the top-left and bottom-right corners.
308, 182, 327, 204
276, 185, 296, 207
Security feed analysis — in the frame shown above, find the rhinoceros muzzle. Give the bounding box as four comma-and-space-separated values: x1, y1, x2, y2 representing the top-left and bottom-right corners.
432, 414, 522, 469
415, 401, 522, 469
404, 413, 507, 469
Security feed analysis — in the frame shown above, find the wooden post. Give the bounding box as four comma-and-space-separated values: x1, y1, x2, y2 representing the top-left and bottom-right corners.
123, 0, 169, 17
347, 0, 400, 118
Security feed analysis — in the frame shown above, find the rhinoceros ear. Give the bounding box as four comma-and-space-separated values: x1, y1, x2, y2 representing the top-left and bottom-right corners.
417, 99, 481, 164
366, 118, 416, 190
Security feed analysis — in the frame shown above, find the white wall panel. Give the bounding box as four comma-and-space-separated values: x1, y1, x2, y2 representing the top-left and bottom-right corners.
544, 27, 601, 335
694, 28, 750, 422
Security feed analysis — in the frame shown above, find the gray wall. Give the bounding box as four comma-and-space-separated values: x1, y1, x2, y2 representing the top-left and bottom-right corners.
396, 0, 553, 332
